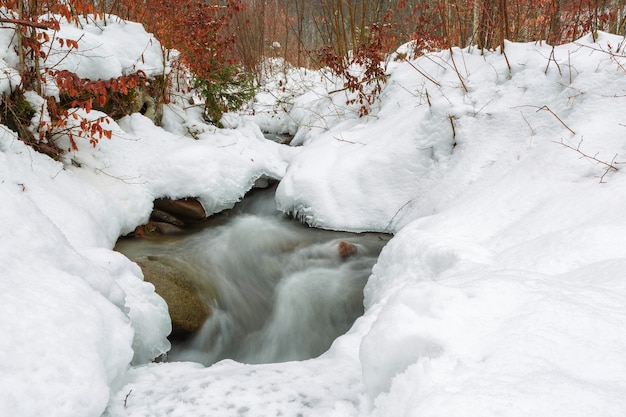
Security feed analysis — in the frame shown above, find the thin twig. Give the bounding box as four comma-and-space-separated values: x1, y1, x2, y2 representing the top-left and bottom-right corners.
333, 133, 363, 144
45, 34, 84, 72
460, 47, 470, 77
512, 105, 575, 135
545, 46, 562, 76
502, 49, 512, 72
554, 138, 620, 183
473, 99, 493, 116
384, 199, 413, 233
402, 58, 441, 87
94, 167, 146, 184
124, 390, 132, 408
537, 105, 574, 134
447, 114, 456, 138
601, 154, 620, 183
568, 51, 572, 84
573, 41, 626, 74
327, 74, 389, 95
448, 47, 468, 93
519, 110, 535, 136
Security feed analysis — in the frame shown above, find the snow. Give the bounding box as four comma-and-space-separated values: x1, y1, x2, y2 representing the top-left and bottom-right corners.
44, 15, 165, 80
1, 12, 626, 417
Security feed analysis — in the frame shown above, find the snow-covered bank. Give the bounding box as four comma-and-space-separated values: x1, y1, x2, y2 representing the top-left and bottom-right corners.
2, 12, 626, 417
0, 16, 292, 417
0, 112, 293, 416
106, 33, 626, 416
272, 34, 626, 233
0, 113, 293, 416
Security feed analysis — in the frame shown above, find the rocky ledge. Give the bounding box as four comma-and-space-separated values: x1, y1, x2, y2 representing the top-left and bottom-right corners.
130, 197, 207, 237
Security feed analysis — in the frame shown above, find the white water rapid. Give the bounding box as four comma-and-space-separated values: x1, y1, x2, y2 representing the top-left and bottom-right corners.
116, 187, 388, 365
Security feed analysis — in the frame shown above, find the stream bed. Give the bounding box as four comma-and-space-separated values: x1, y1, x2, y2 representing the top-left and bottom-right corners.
115, 186, 389, 365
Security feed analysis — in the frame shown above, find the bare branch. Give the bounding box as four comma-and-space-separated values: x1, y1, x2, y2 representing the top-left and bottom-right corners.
447, 114, 456, 138
448, 48, 468, 93
544, 46, 562, 76
554, 138, 620, 183
124, 389, 132, 408
384, 198, 413, 233
94, 167, 146, 185
573, 42, 626, 74
402, 58, 441, 87
519, 110, 535, 136
333, 133, 364, 144
513, 105, 575, 135
536, 105, 574, 135
0, 18, 54, 30
327, 74, 389, 95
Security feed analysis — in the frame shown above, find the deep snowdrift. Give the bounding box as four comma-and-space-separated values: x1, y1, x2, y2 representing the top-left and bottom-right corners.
1, 13, 626, 417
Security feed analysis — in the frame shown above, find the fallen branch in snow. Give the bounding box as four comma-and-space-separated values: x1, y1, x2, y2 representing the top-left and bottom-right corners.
537, 105, 575, 135
333, 134, 364, 144
573, 42, 626, 74
514, 105, 575, 135
519, 110, 536, 138
472, 99, 493, 116
124, 389, 132, 408
384, 199, 414, 233
94, 167, 146, 185
555, 138, 621, 183
394, 81, 433, 108
402, 58, 441, 87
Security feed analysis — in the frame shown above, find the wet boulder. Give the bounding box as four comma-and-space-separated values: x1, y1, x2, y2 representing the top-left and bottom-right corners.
127, 197, 206, 237
154, 197, 206, 222
134, 255, 211, 339
151, 208, 186, 227
132, 221, 185, 237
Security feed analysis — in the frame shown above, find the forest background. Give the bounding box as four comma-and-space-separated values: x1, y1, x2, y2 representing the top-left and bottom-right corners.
97, 0, 626, 76
1, 0, 625, 154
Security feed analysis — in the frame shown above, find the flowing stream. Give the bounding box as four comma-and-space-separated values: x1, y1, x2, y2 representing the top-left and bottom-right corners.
115, 186, 389, 365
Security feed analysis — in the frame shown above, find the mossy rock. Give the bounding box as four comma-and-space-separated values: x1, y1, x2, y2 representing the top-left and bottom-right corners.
134, 255, 213, 339
101, 85, 163, 124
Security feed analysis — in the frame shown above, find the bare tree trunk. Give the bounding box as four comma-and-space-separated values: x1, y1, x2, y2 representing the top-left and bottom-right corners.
472, 0, 479, 41
17, 0, 25, 86
498, 0, 508, 51
547, 0, 561, 44
477, 0, 493, 50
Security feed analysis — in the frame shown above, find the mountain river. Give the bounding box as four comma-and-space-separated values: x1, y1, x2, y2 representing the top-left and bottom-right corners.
115, 186, 389, 365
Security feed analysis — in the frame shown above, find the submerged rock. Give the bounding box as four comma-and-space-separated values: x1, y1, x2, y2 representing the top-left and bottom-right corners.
338, 241, 358, 259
